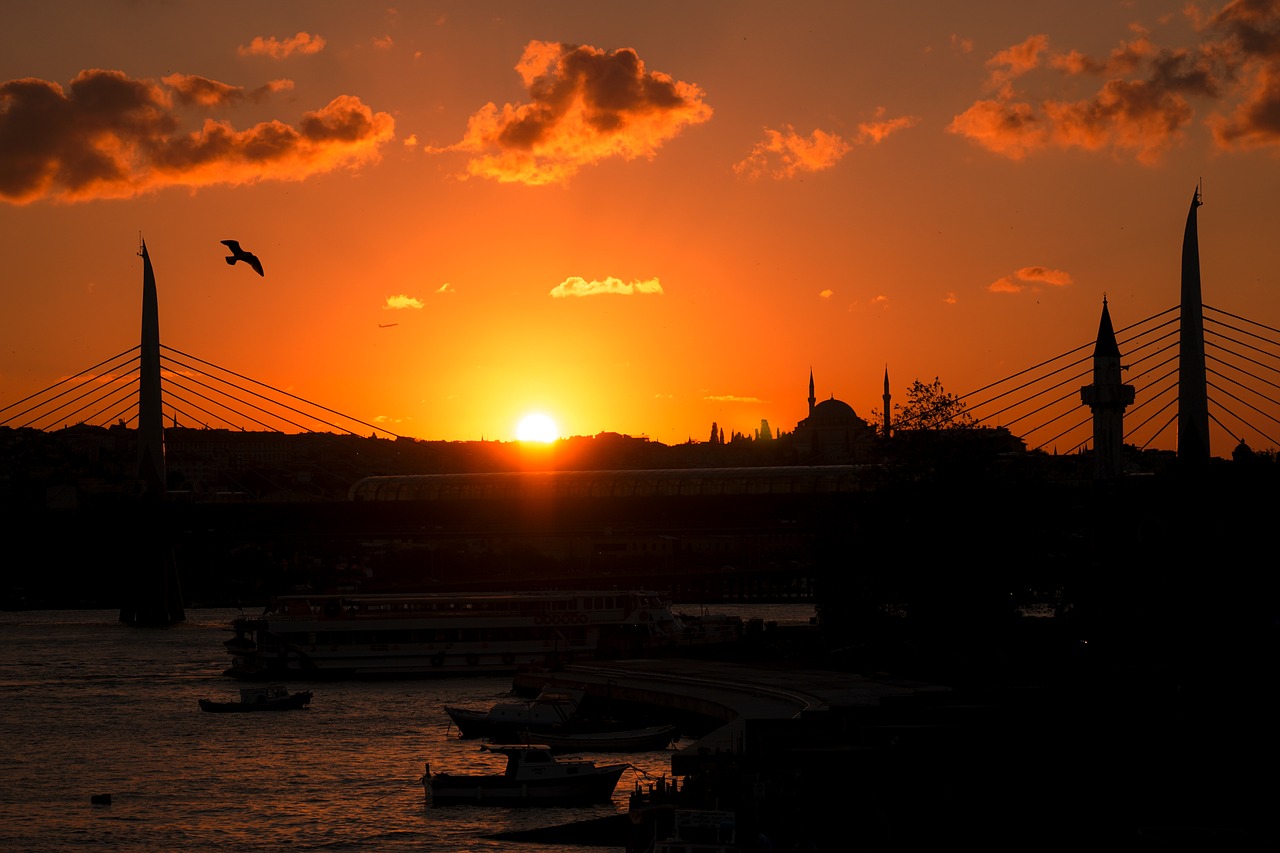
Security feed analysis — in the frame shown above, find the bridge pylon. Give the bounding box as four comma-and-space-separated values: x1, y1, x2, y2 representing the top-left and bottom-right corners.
1178, 186, 1211, 470
119, 240, 184, 627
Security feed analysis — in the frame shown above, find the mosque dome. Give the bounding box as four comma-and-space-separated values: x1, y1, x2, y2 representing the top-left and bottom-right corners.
809, 398, 859, 424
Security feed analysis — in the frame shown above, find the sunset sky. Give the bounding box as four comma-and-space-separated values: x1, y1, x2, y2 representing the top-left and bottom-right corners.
4, 1, 1280, 448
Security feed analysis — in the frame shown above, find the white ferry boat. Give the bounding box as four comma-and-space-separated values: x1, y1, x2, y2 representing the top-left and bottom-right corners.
223, 589, 730, 680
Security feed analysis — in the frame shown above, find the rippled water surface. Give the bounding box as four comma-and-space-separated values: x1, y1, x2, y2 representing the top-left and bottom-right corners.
0, 608, 751, 852
1, 605, 814, 852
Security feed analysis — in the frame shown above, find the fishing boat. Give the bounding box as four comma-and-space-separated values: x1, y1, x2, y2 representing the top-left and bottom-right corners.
531, 724, 679, 754
222, 589, 729, 680
198, 684, 313, 713
424, 745, 627, 807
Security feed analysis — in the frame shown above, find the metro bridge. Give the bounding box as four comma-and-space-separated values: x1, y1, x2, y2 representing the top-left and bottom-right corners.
4, 189, 1277, 625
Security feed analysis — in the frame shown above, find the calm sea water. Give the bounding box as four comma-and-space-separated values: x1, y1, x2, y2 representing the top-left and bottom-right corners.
0, 605, 813, 852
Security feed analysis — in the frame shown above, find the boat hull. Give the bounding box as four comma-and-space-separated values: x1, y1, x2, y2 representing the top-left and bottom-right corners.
531, 725, 678, 754
198, 691, 312, 713
427, 765, 626, 807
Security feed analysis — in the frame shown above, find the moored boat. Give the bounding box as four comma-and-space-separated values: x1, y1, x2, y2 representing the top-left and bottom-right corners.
424, 745, 627, 807
223, 589, 727, 680
198, 684, 313, 713
444, 685, 587, 739
530, 724, 679, 754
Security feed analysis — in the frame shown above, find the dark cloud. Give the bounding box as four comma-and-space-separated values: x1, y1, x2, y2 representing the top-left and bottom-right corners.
440, 41, 712, 185
950, 1, 1280, 160
0, 70, 393, 204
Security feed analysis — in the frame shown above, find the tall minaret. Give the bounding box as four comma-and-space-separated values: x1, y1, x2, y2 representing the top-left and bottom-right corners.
1178, 185, 1210, 469
1080, 297, 1135, 479
808, 368, 815, 417
882, 366, 891, 437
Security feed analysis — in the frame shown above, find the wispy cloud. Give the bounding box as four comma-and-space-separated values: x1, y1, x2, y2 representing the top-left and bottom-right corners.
549, 276, 663, 298
735, 108, 917, 180
385, 294, 425, 309
704, 395, 765, 403
987, 265, 1074, 294
163, 73, 293, 107
819, 289, 834, 299
238, 32, 327, 59
0, 70, 394, 204
436, 283, 454, 294
434, 41, 712, 185
734, 125, 851, 179
949, 5, 1280, 162
857, 108, 921, 143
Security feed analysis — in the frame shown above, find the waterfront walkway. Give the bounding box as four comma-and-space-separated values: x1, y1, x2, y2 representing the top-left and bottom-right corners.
512, 657, 952, 757
511, 653, 1270, 847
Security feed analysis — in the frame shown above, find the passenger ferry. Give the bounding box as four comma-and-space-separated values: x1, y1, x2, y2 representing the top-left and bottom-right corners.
222, 589, 734, 680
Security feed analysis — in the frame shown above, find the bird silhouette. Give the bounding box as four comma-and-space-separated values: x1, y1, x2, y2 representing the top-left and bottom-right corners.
220, 240, 264, 276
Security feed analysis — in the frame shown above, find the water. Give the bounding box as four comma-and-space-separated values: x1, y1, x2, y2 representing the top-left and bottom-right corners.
0, 605, 813, 852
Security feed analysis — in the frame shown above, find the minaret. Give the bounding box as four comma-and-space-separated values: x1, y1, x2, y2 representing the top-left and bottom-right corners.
1080, 297, 1135, 479
882, 366, 891, 437
808, 368, 815, 417
1178, 185, 1210, 469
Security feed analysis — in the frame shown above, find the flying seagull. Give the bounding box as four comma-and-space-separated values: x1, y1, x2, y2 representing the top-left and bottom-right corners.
220, 240, 264, 276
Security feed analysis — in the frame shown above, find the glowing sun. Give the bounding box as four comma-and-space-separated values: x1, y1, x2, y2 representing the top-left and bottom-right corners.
516, 412, 559, 443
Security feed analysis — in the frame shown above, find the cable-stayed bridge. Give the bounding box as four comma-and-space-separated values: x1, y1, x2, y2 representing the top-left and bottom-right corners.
6, 301, 1278, 459
3, 190, 1277, 629
961, 301, 1280, 457
0, 342, 401, 440
5, 190, 1278, 461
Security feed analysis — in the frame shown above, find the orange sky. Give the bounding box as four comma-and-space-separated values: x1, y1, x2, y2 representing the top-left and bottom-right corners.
3, 1, 1280, 450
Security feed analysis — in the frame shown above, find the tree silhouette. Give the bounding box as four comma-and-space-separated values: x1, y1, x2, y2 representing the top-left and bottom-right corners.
874, 376, 974, 434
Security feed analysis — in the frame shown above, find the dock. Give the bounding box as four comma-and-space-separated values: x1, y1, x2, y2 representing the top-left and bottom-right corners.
512, 655, 1268, 848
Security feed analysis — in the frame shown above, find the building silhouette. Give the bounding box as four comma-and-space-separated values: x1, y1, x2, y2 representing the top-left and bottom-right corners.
792, 370, 877, 463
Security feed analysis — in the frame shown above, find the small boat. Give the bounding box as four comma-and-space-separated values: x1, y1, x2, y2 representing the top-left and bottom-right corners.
424, 744, 627, 807
198, 684, 313, 713
444, 686, 588, 740
529, 724, 679, 754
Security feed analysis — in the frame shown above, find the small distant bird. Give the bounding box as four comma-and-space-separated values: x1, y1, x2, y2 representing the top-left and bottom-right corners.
220, 240, 264, 276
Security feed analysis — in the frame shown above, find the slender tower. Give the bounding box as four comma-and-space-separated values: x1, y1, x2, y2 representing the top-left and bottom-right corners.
121, 240, 184, 626
137, 240, 165, 498
808, 368, 816, 417
1178, 185, 1210, 469
1080, 298, 1135, 479
882, 366, 891, 438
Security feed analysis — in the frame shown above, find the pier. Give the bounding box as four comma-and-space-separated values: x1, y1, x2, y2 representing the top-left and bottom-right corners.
511, 643, 1267, 848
